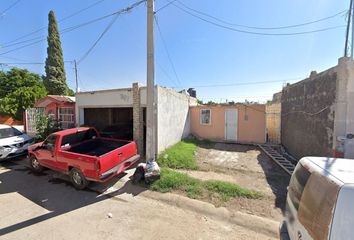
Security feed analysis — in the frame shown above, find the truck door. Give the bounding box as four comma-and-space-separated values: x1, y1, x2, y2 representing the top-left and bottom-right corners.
36, 135, 58, 168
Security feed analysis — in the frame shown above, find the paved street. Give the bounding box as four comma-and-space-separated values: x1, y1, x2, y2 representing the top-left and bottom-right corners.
0, 158, 278, 240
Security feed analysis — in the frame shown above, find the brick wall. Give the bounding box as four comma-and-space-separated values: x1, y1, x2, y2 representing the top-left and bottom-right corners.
132, 83, 144, 156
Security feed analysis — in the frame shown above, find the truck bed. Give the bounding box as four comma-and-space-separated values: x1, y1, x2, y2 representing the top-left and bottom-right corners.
66, 138, 129, 157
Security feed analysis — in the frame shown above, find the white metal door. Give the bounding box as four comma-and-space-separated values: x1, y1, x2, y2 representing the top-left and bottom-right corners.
225, 109, 238, 141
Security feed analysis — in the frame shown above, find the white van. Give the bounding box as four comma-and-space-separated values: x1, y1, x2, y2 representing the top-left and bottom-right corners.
280, 157, 354, 240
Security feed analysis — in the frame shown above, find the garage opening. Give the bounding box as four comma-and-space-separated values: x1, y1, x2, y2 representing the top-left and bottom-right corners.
84, 108, 133, 140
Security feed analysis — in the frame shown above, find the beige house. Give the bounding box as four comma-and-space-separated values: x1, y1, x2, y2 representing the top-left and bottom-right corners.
190, 104, 266, 143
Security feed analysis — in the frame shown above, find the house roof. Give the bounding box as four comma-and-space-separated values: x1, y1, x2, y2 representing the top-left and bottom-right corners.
34, 95, 76, 108
47, 95, 75, 103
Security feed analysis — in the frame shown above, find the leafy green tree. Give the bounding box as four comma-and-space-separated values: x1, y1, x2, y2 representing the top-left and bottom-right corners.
206, 101, 217, 105
35, 114, 61, 141
44, 10, 69, 95
0, 68, 47, 120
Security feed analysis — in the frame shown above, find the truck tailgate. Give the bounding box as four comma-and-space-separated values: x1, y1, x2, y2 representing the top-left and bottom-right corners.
98, 140, 138, 174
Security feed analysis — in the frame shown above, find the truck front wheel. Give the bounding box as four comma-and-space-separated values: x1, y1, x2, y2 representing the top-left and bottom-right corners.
69, 168, 89, 190
29, 155, 44, 173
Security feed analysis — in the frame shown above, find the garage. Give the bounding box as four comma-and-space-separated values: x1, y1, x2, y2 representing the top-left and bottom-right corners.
75, 83, 197, 156
83, 107, 134, 140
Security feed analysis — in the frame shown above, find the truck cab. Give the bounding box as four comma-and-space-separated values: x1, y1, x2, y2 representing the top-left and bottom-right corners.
28, 127, 140, 189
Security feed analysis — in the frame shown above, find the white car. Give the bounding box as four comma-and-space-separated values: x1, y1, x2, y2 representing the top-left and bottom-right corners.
0, 124, 35, 160
281, 156, 354, 240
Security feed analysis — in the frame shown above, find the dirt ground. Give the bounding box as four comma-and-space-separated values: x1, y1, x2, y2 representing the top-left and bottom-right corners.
180, 143, 290, 221
0, 158, 279, 240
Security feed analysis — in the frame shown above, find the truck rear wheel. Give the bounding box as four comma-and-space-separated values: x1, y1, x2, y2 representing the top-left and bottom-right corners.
29, 155, 44, 173
69, 168, 89, 190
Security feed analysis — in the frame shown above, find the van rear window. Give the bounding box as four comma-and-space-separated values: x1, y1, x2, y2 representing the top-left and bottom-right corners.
288, 163, 311, 211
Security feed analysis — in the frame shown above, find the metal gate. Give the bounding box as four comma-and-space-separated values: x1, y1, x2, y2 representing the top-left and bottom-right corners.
266, 103, 281, 144
25, 108, 44, 136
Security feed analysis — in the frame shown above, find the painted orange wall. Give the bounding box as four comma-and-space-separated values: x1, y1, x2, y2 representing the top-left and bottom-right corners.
190, 105, 266, 143
0, 115, 22, 125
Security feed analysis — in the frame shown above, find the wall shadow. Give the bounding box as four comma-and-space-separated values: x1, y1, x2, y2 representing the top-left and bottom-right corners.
0, 161, 146, 236
256, 149, 291, 213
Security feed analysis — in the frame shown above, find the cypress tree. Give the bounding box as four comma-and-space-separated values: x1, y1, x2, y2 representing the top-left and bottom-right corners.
44, 10, 68, 95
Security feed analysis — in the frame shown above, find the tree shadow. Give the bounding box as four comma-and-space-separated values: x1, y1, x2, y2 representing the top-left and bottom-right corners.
0, 161, 146, 236
256, 149, 291, 213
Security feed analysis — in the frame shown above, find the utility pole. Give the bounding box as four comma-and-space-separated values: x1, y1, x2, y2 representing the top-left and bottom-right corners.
146, 0, 155, 161
74, 60, 79, 93
345, 0, 353, 57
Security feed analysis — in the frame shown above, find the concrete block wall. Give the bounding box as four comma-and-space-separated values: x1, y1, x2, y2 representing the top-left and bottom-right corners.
280, 57, 354, 159
281, 69, 337, 159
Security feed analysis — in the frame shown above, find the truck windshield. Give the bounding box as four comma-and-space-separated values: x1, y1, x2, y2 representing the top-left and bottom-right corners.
61, 129, 98, 147
0, 127, 23, 139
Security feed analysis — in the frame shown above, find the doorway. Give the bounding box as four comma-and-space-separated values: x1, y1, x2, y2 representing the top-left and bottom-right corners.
225, 109, 238, 141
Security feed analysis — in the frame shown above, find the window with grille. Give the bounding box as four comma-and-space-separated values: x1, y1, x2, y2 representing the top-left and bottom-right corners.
59, 107, 75, 129
200, 109, 211, 125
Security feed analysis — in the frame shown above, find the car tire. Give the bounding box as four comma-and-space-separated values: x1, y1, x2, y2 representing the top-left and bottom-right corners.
69, 168, 89, 190
29, 155, 44, 173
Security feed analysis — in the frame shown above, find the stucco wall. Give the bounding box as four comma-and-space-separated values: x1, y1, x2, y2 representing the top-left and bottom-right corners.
75, 87, 147, 126
156, 86, 197, 153
190, 104, 266, 143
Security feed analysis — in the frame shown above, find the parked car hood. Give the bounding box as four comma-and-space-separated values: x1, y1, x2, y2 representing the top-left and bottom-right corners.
0, 134, 31, 147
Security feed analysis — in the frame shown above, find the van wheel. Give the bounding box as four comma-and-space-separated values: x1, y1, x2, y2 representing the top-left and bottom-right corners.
69, 168, 88, 190
29, 155, 43, 173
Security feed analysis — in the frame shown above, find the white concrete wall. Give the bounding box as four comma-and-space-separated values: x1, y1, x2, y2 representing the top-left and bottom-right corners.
75, 85, 197, 156
156, 86, 197, 153
333, 57, 354, 158
75, 87, 147, 126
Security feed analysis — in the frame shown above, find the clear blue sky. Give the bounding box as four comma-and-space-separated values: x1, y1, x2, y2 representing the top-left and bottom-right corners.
0, 0, 350, 103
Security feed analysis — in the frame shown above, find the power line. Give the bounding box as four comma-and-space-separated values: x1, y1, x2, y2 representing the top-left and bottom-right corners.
0, 2, 145, 56
0, 39, 44, 56
169, 1, 346, 36
0, 60, 73, 65
156, 61, 176, 85
155, 0, 178, 13
78, 15, 119, 64
59, 0, 106, 23
0, 62, 44, 65
1, 36, 43, 49
78, 0, 147, 64
1, 0, 106, 46
0, 0, 21, 18
154, 15, 183, 88
0, 55, 30, 62
174, 0, 347, 30
173, 77, 304, 88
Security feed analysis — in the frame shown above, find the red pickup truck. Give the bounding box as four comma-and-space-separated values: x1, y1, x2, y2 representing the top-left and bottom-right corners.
28, 127, 140, 189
